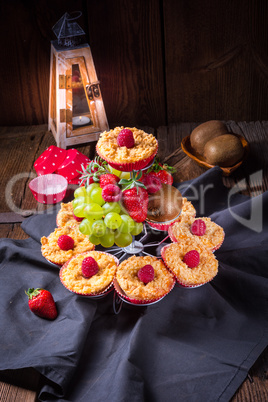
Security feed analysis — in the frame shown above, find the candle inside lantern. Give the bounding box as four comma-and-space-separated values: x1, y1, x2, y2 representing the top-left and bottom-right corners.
72, 116, 91, 126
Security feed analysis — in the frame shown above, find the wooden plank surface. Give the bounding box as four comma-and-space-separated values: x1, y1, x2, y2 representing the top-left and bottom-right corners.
2, 1, 268, 127
0, 124, 267, 401
163, 0, 268, 122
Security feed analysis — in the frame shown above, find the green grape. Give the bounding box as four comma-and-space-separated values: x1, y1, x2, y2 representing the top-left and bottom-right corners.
79, 218, 93, 235
118, 214, 135, 234
107, 164, 121, 178
84, 203, 103, 220
130, 221, 143, 236
114, 231, 133, 247
73, 203, 86, 218
100, 229, 115, 248
102, 202, 121, 215
88, 233, 101, 245
90, 187, 105, 206
72, 196, 86, 209
91, 219, 106, 237
120, 171, 131, 180
74, 186, 86, 198
85, 182, 100, 198
104, 212, 122, 230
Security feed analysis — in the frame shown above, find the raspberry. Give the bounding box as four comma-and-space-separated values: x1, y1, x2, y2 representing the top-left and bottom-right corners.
190, 219, 206, 236
142, 173, 162, 194
117, 129, 135, 148
57, 235, 74, 250
73, 213, 83, 222
138, 264, 155, 284
183, 250, 200, 268
81, 257, 99, 278
99, 173, 120, 188
102, 184, 122, 202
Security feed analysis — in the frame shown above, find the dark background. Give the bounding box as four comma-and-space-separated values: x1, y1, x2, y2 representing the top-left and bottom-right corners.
1, 0, 268, 129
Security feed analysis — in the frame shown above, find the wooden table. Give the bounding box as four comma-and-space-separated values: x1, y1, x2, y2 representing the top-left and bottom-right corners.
0, 123, 267, 401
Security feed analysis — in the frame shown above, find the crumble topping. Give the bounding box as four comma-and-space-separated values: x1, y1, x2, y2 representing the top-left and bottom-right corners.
60, 251, 118, 295
96, 127, 158, 163
116, 255, 174, 301
41, 226, 94, 266
162, 242, 218, 286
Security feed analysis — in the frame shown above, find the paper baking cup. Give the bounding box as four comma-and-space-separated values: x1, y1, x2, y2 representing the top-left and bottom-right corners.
96, 146, 158, 172
34, 146, 67, 176
168, 225, 178, 242
161, 244, 209, 288
29, 174, 68, 204
56, 149, 90, 183
59, 252, 119, 298
146, 213, 182, 232
113, 275, 175, 305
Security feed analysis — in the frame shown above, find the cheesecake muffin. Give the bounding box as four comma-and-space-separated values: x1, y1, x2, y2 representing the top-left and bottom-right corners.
114, 255, 175, 304
56, 202, 82, 228
96, 126, 158, 171
41, 226, 94, 266
161, 241, 218, 287
168, 216, 224, 252
60, 251, 118, 296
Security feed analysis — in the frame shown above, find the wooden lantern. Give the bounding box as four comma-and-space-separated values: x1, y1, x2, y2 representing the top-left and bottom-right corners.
48, 12, 109, 149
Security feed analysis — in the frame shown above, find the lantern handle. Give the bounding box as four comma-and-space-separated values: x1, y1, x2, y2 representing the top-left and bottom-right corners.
66, 11, 82, 21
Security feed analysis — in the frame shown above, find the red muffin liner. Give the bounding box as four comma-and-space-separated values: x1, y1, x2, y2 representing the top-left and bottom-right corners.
113, 274, 175, 305
29, 174, 68, 204
146, 214, 181, 232
34, 146, 67, 176
55, 149, 90, 183
59, 252, 119, 298
161, 244, 210, 288
96, 145, 158, 172
168, 225, 178, 242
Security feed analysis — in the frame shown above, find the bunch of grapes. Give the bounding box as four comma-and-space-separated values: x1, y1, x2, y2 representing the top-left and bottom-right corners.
72, 183, 143, 248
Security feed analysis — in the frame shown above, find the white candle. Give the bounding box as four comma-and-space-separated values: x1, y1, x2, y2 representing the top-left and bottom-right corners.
72, 116, 91, 125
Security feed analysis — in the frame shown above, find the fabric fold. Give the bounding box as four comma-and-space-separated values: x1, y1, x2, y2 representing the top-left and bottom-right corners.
0, 167, 267, 402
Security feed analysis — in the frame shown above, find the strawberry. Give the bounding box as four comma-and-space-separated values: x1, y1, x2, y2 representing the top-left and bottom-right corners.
26, 288, 58, 320
99, 173, 120, 188
145, 158, 176, 185
142, 172, 162, 194
138, 265, 155, 283
102, 184, 122, 202
117, 128, 135, 148
155, 169, 173, 185
120, 172, 148, 222
190, 219, 206, 236
57, 235, 74, 250
82, 257, 99, 278
183, 250, 200, 268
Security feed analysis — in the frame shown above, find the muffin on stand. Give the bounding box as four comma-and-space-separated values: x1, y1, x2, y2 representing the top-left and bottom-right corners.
161, 241, 218, 288
60, 251, 119, 297
114, 255, 175, 305
41, 226, 95, 267
146, 184, 197, 231
168, 216, 224, 252
96, 127, 158, 172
